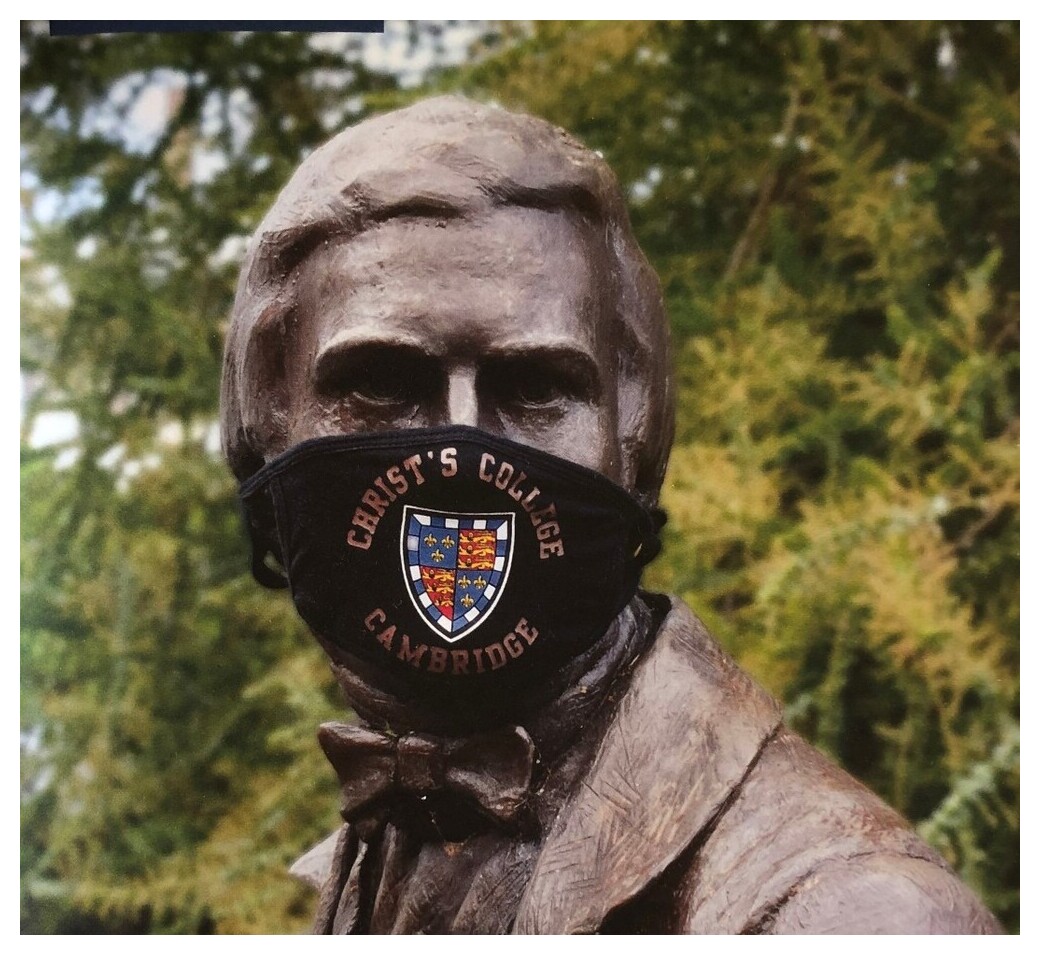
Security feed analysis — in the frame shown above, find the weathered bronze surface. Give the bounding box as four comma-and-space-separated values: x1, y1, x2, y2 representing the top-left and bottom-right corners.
220, 96, 1001, 934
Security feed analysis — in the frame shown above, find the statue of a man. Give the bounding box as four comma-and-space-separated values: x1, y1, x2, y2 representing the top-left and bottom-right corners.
220, 96, 1000, 934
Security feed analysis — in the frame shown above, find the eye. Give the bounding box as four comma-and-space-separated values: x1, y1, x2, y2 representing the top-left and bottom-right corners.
349, 358, 416, 405
315, 344, 437, 408
482, 354, 598, 411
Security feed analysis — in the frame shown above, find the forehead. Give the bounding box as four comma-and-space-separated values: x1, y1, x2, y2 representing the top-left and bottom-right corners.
292, 207, 612, 358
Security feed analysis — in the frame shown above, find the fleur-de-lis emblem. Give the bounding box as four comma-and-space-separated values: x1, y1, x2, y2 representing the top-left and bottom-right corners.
430, 549, 445, 563
441, 536, 455, 548
461, 594, 475, 608
474, 575, 487, 590
424, 534, 437, 547
458, 575, 471, 588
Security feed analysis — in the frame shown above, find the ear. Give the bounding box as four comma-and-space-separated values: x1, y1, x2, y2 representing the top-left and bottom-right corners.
611, 228, 675, 509
232, 296, 294, 475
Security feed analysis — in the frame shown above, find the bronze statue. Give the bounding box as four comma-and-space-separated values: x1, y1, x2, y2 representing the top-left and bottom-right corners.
220, 96, 1001, 934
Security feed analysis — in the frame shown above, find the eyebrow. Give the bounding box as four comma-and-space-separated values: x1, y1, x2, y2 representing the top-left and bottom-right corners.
482, 341, 602, 395
313, 332, 429, 389
314, 331, 601, 394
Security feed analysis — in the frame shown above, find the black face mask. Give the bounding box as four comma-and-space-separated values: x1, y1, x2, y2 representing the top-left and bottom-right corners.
239, 426, 662, 700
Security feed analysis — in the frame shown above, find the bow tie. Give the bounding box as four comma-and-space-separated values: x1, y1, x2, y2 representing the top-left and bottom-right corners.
318, 722, 536, 832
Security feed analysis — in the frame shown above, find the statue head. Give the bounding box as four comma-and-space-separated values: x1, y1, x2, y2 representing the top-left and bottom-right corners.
220, 96, 674, 509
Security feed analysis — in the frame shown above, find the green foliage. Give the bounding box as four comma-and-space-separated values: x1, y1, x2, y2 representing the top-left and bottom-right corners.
21, 21, 1018, 933
21, 439, 340, 932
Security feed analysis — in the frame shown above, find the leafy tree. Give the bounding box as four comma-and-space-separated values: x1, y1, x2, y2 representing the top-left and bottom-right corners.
21, 21, 1019, 933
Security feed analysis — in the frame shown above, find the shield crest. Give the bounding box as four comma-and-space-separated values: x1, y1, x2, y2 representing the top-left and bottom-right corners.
401, 506, 515, 642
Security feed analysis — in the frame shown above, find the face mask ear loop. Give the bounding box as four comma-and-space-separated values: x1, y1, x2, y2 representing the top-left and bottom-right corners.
631, 505, 665, 567
252, 546, 290, 590
239, 497, 290, 590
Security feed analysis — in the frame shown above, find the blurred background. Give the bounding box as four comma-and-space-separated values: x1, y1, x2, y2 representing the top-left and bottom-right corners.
20, 21, 1019, 934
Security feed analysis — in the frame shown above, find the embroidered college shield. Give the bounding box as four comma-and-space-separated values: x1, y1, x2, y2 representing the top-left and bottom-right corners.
401, 506, 514, 642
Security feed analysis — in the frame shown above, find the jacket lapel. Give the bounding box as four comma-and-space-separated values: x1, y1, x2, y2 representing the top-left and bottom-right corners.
515, 598, 782, 934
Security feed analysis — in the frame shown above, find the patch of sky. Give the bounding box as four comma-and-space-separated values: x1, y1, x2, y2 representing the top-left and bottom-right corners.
21, 724, 43, 756
937, 29, 957, 73
22, 85, 56, 116
307, 32, 355, 55
116, 453, 164, 492
209, 235, 250, 270
109, 392, 137, 416
203, 421, 221, 455
130, 171, 158, 206
158, 421, 185, 446
29, 102, 72, 133
198, 87, 256, 159
310, 67, 357, 92
31, 263, 72, 309
321, 92, 366, 133
72, 68, 194, 157
28, 410, 78, 449
20, 373, 43, 417
199, 90, 225, 138
227, 88, 256, 155
76, 237, 98, 260
98, 443, 127, 471
20, 151, 37, 184
54, 447, 82, 472
635, 46, 668, 67
355, 21, 488, 89
320, 106, 348, 132
29, 178, 104, 227
630, 166, 663, 203
191, 144, 230, 186
142, 253, 182, 286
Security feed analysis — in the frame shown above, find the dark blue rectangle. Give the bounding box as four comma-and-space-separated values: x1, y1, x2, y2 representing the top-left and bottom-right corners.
49, 21, 384, 37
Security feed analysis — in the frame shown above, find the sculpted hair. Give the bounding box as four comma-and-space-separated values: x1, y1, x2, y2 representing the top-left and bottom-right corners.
220, 96, 674, 506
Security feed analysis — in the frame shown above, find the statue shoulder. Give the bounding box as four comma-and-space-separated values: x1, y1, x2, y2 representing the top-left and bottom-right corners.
594, 597, 1000, 934
754, 849, 1003, 934
671, 719, 1001, 934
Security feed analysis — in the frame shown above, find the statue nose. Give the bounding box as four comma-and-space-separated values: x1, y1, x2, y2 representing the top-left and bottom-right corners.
445, 366, 479, 428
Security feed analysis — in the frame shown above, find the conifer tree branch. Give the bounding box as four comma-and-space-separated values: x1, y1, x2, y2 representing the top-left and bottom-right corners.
723, 86, 800, 283
865, 76, 1018, 175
